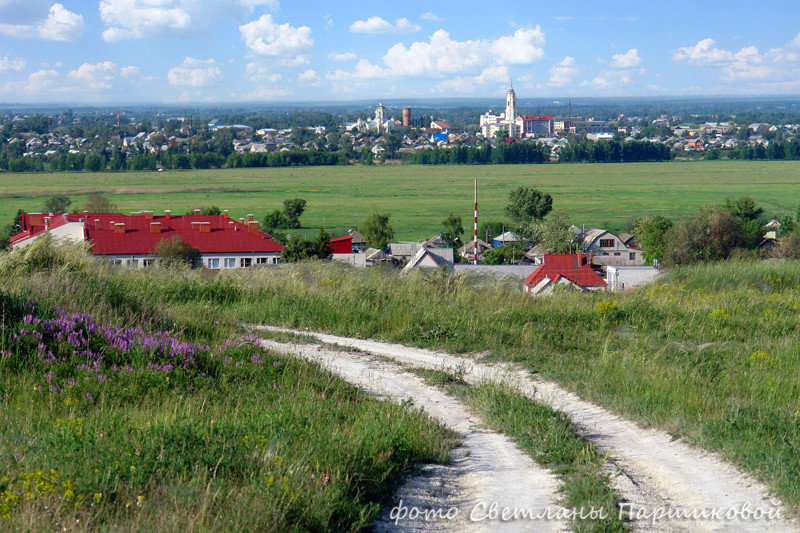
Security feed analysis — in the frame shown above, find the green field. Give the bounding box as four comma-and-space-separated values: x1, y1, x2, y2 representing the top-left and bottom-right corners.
1, 160, 799, 239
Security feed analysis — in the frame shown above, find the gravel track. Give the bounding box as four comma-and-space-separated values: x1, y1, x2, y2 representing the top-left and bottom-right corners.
255, 326, 798, 533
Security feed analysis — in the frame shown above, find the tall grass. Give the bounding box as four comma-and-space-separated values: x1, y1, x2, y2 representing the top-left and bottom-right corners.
3, 241, 800, 514
0, 243, 457, 530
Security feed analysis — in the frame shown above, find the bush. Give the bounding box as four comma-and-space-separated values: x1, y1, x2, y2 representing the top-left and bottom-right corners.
663, 206, 743, 265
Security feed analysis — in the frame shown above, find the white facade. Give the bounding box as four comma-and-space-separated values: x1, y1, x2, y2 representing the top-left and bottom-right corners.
479, 85, 520, 138
606, 266, 661, 292
104, 252, 280, 269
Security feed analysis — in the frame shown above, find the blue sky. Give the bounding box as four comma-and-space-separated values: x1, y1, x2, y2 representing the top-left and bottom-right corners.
0, 0, 799, 103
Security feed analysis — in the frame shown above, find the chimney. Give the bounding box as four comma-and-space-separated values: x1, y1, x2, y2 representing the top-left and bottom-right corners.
44, 217, 50, 231
164, 209, 171, 220
239, 218, 245, 224
247, 214, 254, 222
143, 211, 153, 220
194, 209, 201, 215
150, 222, 161, 234
114, 223, 125, 234
223, 210, 229, 219
587, 253, 593, 266
199, 222, 210, 233
94, 218, 100, 229
110, 220, 115, 230
248, 221, 260, 234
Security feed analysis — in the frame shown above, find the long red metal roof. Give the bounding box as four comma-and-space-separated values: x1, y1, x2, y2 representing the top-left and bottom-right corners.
11, 212, 283, 255
523, 254, 607, 288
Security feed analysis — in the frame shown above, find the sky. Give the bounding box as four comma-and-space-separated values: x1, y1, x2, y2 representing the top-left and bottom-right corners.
0, 0, 799, 104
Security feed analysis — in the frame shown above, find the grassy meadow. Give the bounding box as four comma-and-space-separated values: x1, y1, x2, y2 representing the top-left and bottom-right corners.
2, 160, 800, 238
4, 239, 800, 524
0, 243, 457, 530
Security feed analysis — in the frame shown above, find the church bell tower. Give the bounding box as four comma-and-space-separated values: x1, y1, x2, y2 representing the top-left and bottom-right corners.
505, 81, 517, 121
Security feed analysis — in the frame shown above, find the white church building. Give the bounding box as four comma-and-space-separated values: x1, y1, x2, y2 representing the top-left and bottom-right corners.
480, 85, 520, 139
346, 102, 399, 134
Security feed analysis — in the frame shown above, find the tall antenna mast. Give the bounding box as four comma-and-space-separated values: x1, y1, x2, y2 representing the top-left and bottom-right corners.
473, 177, 478, 265
568, 99, 572, 133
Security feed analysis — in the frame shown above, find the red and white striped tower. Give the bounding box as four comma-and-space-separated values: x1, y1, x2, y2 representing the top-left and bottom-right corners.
473, 177, 478, 265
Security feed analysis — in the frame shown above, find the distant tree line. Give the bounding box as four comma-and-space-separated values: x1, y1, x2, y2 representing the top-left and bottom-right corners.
728, 139, 800, 161
558, 140, 673, 163
408, 142, 551, 165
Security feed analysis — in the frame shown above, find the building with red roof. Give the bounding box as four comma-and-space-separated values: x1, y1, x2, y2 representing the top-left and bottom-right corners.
10, 210, 283, 269
523, 254, 607, 295
515, 115, 554, 137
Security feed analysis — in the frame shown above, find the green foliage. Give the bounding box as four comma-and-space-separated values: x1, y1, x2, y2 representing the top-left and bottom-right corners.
529, 210, 574, 254
43, 194, 72, 214
477, 219, 506, 242
153, 236, 202, 268
506, 187, 553, 226
262, 209, 290, 232
281, 228, 332, 262
440, 213, 464, 249
633, 214, 674, 264
82, 194, 117, 213
664, 205, 743, 265
361, 212, 394, 250
482, 242, 527, 265
282, 198, 307, 229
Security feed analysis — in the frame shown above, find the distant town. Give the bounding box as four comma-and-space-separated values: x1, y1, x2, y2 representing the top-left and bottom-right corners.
2, 91, 800, 172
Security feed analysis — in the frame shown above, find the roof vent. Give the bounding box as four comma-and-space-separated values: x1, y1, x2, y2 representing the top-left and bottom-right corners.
164, 209, 171, 220
194, 209, 201, 215
247, 214, 254, 222
150, 222, 162, 234
114, 223, 125, 234
223, 210, 229, 219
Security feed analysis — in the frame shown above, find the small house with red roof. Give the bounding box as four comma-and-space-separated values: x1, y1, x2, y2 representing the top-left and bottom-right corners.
523, 254, 607, 295
10, 210, 283, 269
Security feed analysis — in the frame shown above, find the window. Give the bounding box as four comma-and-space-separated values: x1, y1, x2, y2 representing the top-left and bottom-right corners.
614, 252, 621, 256
629, 253, 636, 260
109, 259, 123, 266
142, 259, 153, 268
240, 258, 252, 268
224, 258, 237, 268
256, 257, 268, 265
599, 239, 615, 248
207, 258, 220, 269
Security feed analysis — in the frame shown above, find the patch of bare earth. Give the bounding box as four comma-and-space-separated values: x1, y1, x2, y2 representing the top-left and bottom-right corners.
255, 326, 798, 533
259, 339, 568, 532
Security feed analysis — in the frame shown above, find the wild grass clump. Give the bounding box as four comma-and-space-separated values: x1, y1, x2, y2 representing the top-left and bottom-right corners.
0, 287, 456, 530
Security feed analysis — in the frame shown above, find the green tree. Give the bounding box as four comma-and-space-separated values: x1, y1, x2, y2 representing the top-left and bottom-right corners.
262, 210, 290, 232
440, 214, 464, 249
153, 236, 202, 268
663, 206, 744, 265
361, 212, 394, 250
482, 241, 527, 265
82, 194, 117, 213
281, 228, 332, 262
83, 153, 105, 172
283, 198, 307, 229
724, 195, 765, 249
43, 195, 72, 214
478, 220, 506, 243
506, 187, 553, 227
529, 210, 573, 254
633, 214, 674, 264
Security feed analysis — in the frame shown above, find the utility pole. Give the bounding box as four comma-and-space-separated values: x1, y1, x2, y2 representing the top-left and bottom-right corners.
473, 178, 478, 265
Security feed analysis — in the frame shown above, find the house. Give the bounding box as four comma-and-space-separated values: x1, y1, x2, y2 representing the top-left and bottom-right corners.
328, 235, 354, 254
575, 228, 643, 266
606, 266, 660, 292
493, 231, 521, 247
347, 229, 367, 251
401, 247, 454, 274
457, 239, 493, 262
364, 247, 396, 266
523, 254, 607, 295
389, 241, 426, 261
10, 211, 283, 269
430, 121, 451, 134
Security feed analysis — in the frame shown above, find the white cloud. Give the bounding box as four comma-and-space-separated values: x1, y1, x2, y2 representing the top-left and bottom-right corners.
349, 16, 420, 34
245, 62, 281, 82
549, 56, 578, 86
488, 26, 546, 64
298, 69, 321, 85
20, 69, 60, 93
120, 65, 140, 78
0, 2, 83, 41
99, 0, 276, 41
420, 12, 442, 21
674, 34, 800, 83
239, 14, 313, 63
0, 55, 25, 72
610, 48, 641, 69
328, 51, 357, 61
167, 57, 221, 87
673, 38, 733, 65
67, 61, 119, 91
